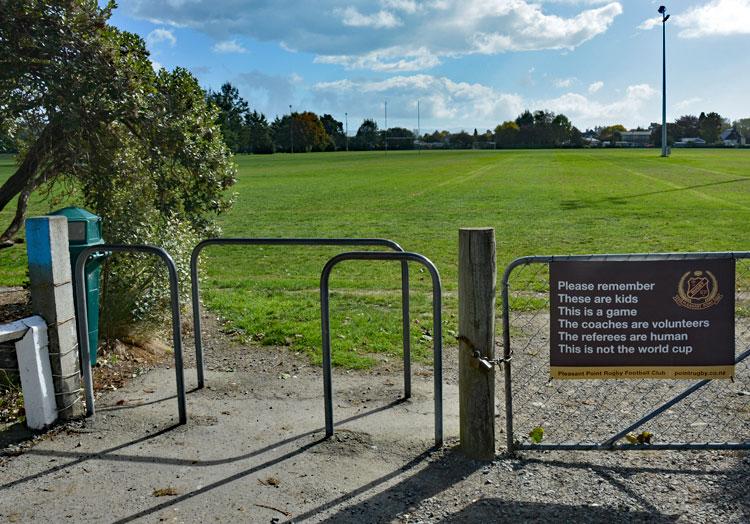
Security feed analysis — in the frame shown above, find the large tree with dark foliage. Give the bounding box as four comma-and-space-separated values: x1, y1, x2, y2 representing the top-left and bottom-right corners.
0, 0, 236, 336
207, 82, 249, 153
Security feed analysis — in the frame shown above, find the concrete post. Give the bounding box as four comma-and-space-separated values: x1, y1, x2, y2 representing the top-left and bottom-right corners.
25, 216, 82, 419
458, 228, 496, 460
15, 316, 57, 429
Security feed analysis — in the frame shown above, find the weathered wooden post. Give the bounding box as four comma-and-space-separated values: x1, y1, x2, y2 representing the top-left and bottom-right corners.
458, 227, 496, 459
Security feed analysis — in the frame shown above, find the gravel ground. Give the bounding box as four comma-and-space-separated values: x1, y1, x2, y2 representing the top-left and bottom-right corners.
0, 312, 748, 523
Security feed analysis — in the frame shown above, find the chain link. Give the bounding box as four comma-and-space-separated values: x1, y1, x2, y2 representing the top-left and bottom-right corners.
500, 255, 750, 448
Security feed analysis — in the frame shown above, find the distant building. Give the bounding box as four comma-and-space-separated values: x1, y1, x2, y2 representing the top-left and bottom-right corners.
674, 137, 706, 147
720, 127, 746, 146
582, 130, 600, 147
620, 131, 651, 147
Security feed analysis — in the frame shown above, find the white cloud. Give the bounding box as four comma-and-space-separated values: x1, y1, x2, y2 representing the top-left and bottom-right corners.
150, 59, 164, 71
125, 1, 624, 72
315, 46, 440, 72
380, 0, 420, 13
638, 0, 750, 38
537, 83, 657, 128
588, 80, 604, 93
553, 77, 576, 88
311, 74, 656, 130
676, 0, 750, 38
146, 28, 176, 47
675, 97, 703, 110
637, 16, 661, 31
312, 74, 524, 129
236, 71, 297, 116
212, 40, 248, 54
336, 7, 402, 28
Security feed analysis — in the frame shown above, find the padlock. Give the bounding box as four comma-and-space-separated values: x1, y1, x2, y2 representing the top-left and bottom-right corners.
476, 356, 493, 371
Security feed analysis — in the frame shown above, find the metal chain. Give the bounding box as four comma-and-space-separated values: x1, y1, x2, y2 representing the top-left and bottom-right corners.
455, 334, 513, 368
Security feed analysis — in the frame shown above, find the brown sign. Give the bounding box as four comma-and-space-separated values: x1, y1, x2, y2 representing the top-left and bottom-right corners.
549, 259, 735, 380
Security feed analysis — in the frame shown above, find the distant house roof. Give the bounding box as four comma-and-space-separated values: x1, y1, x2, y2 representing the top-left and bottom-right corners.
720, 127, 743, 141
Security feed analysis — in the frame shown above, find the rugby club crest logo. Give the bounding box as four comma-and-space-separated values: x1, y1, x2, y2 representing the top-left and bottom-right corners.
674, 270, 723, 310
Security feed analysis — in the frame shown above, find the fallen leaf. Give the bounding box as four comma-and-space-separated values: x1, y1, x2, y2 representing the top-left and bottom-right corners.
153, 487, 178, 497
529, 426, 544, 444
258, 476, 280, 487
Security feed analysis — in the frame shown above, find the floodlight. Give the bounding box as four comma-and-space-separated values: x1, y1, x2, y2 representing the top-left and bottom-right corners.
658, 5, 666, 14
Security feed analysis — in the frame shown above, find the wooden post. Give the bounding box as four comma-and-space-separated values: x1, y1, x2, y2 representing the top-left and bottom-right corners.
458, 227, 496, 459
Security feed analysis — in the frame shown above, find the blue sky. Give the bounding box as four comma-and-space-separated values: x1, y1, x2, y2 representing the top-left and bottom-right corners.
109, 0, 749, 132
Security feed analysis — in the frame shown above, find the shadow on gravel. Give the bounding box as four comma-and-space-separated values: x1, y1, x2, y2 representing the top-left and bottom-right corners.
0, 422, 35, 449
448, 498, 678, 523
716, 453, 750, 522
305, 447, 483, 524
0, 399, 407, 491
520, 453, 749, 518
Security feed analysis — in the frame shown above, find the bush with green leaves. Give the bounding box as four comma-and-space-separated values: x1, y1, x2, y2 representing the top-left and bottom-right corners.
1, 2, 236, 340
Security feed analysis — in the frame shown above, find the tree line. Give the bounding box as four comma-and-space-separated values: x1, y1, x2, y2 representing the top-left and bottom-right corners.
3, 75, 747, 155
649, 113, 748, 146
203, 82, 748, 153
200, 83, 587, 154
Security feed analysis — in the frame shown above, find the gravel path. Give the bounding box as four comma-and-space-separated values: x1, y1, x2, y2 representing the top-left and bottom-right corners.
0, 313, 747, 523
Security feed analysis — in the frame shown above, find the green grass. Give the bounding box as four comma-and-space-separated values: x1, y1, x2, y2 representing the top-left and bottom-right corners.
2, 149, 750, 367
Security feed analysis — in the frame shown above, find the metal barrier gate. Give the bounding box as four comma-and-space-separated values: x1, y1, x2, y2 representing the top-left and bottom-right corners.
502, 251, 750, 451
321, 251, 444, 447
190, 238, 411, 392
74, 245, 187, 424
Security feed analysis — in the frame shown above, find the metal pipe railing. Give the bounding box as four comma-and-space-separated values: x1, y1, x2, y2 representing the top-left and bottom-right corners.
320, 251, 443, 447
190, 238, 411, 393
74, 245, 186, 424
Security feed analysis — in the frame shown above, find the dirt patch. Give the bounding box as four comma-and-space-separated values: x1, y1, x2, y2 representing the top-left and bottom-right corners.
0, 288, 31, 325
92, 337, 173, 395
314, 428, 375, 457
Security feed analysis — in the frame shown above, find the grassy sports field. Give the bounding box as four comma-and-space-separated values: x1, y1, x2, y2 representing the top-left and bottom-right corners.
2, 149, 749, 367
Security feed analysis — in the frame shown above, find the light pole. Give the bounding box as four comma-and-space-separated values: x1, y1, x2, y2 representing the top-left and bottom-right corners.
345, 112, 349, 152
659, 5, 670, 157
289, 104, 294, 154
384, 100, 388, 154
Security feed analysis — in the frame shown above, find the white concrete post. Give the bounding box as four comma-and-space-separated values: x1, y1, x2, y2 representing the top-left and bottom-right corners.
25, 216, 82, 419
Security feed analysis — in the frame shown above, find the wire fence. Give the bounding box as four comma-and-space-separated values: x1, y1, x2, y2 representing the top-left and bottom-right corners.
500, 253, 750, 450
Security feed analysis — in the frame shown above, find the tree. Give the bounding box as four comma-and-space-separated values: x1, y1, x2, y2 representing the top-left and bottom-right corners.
0, 0, 150, 246
449, 131, 473, 149
320, 114, 345, 151
734, 118, 750, 139
354, 119, 380, 150
599, 124, 627, 144
650, 123, 677, 147
674, 115, 700, 140
383, 127, 414, 150
207, 83, 249, 153
699, 112, 727, 144
494, 121, 519, 148
550, 114, 573, 146
272, 112, 328, 153
0, 1, 235, 333
245, 110, 273, 154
